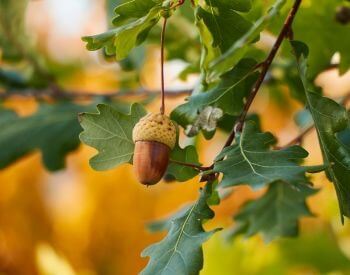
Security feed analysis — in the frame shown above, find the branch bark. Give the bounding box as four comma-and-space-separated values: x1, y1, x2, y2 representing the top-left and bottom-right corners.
169, 159, 211, 171
198, 0, 303, 181
222, 0, 303, 150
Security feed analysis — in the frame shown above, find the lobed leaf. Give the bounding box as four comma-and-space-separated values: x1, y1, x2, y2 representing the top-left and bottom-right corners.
112, 0, 158, 26
141, 183, 219, 275
195, 0, 253, 80
171, 59, 258, 131
167, 144, 200, 182
203, 0, 252, 12
147, 182, 220, 234
0, 103, 86, 171
82, 0, 162, 60
214, 121, 324, 189
229, 181, 317, 242
291, 40, 350, 221
197, 4, 252, 53
79, 103, 146, 171
209, 0, 286, 80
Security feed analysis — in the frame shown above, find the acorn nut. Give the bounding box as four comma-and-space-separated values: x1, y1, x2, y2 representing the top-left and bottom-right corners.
132, 113, 176, 185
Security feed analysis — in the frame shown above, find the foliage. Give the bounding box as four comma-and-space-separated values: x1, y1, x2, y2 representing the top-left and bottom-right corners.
213, 121, 323, 189
291, 40, 350, 221
167, 144, 200, 182
1, 0, 350, 274
82, 0, 164, 60
208, 0, 286, 80
141, 183, 219, 275
270, 0, 350, 76
0, 104, 87, 171
228, 181, 317, 242
79, 103, 146, 170
171, 59, 258, 129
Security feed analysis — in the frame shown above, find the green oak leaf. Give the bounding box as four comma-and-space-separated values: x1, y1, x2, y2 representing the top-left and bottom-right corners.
171, 59, 258, 130
147, 181, 220, 234
147, 205, 190, 233
167, 144, 200, 182
111, 0, 158, 26
209, 0, 286, 80
141, 183, 220, 275
214, 121, 324, 189
0, 103, 86, 171
105, 0, 122, 23
82, 0, 162, 60
229, 181, 317, 242
291, 40, 350, 221
79, 103, 146, 171
197, 4, 252, 53
195, 0, 253, 80
203, 0, 252, 12
195, 11, 220, 79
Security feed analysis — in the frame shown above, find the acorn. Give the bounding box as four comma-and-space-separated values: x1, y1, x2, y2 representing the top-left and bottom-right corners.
132, 113, 176, 185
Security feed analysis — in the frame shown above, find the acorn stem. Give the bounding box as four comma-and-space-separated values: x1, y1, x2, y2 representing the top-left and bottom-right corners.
160, 17, 168, 115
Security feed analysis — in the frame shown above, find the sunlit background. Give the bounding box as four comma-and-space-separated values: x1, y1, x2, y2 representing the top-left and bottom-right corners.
1, 0, 350, 274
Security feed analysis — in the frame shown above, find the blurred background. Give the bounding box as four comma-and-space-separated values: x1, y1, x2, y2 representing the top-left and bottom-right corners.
1, 0, 350, 274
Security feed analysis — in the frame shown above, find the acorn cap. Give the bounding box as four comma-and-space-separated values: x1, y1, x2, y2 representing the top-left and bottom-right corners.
132, 113, 176, 149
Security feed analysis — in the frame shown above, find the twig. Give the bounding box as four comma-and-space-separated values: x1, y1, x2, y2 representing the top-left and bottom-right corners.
169, 159, 211, 171
0, 87, 192, 101
197, 0, 303, 182
278, 91, 350, 148
278, 124, 314, 149
222, 0, 303, 150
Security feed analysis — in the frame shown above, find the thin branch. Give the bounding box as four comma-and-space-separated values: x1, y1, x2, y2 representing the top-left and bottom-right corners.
169, 159, 211, 171
197, 0, 303, 182
279, 91, 350, 148
278, 124, 314, 149
222, 0, 303, 150
0, 87, 192, 101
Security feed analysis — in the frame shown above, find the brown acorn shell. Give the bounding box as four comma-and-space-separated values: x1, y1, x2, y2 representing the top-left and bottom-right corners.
133, 140, 170, 185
